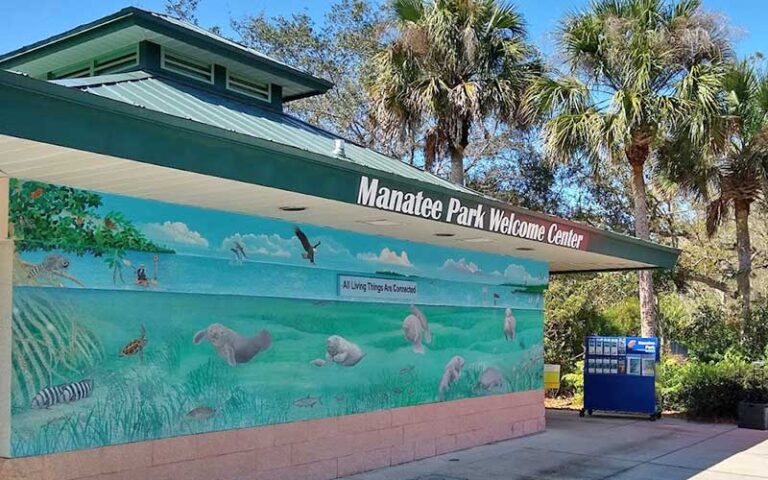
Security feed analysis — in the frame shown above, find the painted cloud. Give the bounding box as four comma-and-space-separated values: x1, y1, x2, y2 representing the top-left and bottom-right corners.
357, 247, 414, 268
440, 258, 481, 275
501, 264, 548, 285
141, 221, 209, 247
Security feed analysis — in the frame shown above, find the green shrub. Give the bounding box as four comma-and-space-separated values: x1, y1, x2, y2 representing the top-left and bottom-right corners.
561, 361, 584, 405
660, 354, 768, 419
678, 303, 739, 362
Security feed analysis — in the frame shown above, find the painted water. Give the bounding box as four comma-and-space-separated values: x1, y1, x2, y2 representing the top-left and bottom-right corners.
11, 287, 543, 456
8, 178, 546, 457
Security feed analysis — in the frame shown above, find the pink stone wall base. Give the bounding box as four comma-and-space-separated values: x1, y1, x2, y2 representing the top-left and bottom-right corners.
2, 390, 545, 480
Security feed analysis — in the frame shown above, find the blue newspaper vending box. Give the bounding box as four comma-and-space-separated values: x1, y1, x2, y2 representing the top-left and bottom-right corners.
581, 336, 661, 420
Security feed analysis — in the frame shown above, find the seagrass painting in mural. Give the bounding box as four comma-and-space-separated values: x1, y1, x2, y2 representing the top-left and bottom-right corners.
9, 179, 547, 457
8, 180, 173, 413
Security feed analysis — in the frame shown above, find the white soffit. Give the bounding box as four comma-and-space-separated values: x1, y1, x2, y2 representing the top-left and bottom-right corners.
0, 134, 653, 273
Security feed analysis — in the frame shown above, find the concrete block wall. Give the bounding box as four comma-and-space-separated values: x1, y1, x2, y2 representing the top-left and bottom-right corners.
0, 389, 544, 480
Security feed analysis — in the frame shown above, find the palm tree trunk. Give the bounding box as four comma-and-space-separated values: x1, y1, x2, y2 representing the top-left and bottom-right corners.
449, 147, 464, 184
449, 121, 470, 185
734, 199, 752, 338
629, 155, 655, 338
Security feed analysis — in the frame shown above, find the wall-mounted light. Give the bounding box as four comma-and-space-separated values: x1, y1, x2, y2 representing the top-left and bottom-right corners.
279, 206, 307, 212
434, 233, 455, 237
516, 247, 535, 251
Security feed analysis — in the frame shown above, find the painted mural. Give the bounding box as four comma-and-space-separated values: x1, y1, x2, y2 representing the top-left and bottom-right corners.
8, 179, 547, 457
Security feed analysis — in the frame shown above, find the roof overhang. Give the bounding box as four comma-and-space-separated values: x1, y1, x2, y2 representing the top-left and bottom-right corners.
0, 70, 680, 273
0, 7, 333, 100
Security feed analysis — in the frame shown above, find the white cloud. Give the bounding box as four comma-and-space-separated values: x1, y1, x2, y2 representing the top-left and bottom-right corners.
440, 258, 481, 275
357, 248, 414, 268
502, 264, 548, 285
222, 233, 298, 258
141, 221, 209, 247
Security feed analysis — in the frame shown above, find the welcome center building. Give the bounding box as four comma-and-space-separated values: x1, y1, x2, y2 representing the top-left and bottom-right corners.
0, 8, 678, 480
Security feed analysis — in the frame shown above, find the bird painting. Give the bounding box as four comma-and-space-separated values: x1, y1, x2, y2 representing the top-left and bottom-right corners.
294, 227, 320, 264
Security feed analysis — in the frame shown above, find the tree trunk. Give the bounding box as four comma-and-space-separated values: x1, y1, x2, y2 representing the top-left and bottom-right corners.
449, 121, 470, 185
734, 199, 752, 338
628, 145, 655, 338
449, 147, 464, 185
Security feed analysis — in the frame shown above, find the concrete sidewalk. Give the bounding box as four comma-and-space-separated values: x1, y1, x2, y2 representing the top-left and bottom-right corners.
341, 409, 768, 479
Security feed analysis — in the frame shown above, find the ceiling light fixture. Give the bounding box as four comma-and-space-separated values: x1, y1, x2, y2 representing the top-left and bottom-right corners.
279, 206, 307, 212
464, 238, 492, 243
516, 247, 535, 251
434, 233, 455, 237
361, 219, 400, 226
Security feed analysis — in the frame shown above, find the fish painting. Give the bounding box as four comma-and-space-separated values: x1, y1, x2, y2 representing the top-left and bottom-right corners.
186, 406, 216, 420
27, 254, 70, 279
403, 305, 431, 353
293, 395, 322, 408
32, 379, 93, 408
294, 227, 320, 264
120, 325, 148, 360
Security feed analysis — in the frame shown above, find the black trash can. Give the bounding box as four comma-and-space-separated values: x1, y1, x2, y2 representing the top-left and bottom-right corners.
738, 401, 768, 430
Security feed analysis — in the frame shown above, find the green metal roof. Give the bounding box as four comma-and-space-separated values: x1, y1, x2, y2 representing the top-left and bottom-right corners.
0, 7, 333, 100
55, 71, 474, 195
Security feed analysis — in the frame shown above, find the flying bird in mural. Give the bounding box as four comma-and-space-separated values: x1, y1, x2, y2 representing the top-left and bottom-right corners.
230, 241, 248, 263
294, 227, 320, 264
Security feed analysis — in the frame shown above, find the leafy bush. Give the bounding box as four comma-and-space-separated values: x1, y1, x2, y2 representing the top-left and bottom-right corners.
560, 361, 584, 405
678, 303, 739, 362
742, 302, 768, 360
660, 355, 768, 419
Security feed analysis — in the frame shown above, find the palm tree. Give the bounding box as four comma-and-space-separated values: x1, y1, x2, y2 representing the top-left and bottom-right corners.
658, 60, 768, 336
526, 0, 730, 336
367, 0, 540, 184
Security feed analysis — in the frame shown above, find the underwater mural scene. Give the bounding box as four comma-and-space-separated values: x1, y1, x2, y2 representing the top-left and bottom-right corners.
8, 179, 547, 457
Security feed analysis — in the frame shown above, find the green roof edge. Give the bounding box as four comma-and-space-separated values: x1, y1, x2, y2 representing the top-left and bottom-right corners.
0, 70, 680, 271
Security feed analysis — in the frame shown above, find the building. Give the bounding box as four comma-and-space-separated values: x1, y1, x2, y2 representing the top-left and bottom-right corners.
0, 8, 679, 480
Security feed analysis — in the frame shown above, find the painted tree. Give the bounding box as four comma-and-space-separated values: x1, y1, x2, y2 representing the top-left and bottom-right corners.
527, 0, 731, 336
658, 60, 768, 336
366, 0, 540, 185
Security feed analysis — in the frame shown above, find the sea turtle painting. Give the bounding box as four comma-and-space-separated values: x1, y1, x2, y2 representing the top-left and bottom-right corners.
120, 325, 148, 361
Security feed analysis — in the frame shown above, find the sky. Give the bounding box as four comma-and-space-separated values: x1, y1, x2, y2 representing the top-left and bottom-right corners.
0, 0, 766, 59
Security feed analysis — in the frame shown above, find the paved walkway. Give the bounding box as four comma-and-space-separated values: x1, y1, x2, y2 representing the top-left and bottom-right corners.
341, 409, 768, 479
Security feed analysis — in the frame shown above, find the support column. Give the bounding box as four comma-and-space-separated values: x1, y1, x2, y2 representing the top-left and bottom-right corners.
0, 173, 12, 457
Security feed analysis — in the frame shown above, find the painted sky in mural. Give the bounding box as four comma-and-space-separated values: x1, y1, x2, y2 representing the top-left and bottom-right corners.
105, 191, 548, 283
14, 181, 548, 308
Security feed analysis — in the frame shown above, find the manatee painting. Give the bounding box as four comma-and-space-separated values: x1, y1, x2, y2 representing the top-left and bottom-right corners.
476, 367, 504, 391
504, 308, 516, 340
193, 323, 272, 366
325, 335, 365, 367
403, 305, 431, 353
438, 355, 465, 399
